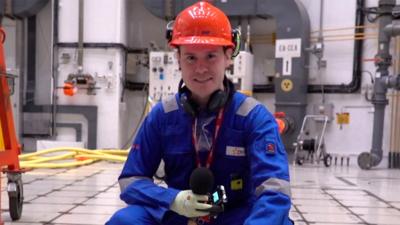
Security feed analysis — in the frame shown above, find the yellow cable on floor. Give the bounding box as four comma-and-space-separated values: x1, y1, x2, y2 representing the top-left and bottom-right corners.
19, 147, 129, 169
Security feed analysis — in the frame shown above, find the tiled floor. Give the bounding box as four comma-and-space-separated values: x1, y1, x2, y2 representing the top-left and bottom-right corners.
1, 161, 400, 225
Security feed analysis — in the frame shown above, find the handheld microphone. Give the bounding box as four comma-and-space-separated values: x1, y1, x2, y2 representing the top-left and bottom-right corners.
189, 168, 225, 216
190, 167, 214, 195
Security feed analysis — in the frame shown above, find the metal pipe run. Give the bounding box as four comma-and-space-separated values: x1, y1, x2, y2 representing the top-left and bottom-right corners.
358, 0, 400, 170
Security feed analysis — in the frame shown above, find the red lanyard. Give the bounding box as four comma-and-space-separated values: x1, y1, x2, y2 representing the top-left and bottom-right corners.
192, 108, 224, 168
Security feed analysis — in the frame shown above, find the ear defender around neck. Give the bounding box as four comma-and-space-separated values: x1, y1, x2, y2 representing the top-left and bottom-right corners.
207, 78, 231, 112
178, 80, 199, 117
178, 78, 233, 117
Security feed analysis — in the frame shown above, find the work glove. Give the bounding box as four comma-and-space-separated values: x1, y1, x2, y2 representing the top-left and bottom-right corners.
170, 190, 212, 218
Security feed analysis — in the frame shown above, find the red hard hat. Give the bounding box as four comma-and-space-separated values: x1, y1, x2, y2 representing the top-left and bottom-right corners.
169, 1, 234, 47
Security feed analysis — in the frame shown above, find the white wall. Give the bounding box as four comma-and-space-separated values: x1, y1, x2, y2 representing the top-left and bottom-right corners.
54, 0, 127, 148
59, 0, 126, 44
56, 48, 124, 148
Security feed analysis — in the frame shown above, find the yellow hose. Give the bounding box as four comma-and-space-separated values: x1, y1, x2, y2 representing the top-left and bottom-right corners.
22, 152, 76, 164
76, 154, 126, 162
21, 159, 99, 169
19, 147, 129, 169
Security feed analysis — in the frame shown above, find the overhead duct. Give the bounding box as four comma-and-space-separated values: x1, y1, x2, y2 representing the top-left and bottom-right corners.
144, 0, 311, 151
0, 0, 49, 18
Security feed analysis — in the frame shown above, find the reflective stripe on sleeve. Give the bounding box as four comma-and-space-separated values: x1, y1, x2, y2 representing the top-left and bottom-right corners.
162, 96, 179, 113
236, 97, 260, 116
119, 176, 152, 193
255, 177, 291, 198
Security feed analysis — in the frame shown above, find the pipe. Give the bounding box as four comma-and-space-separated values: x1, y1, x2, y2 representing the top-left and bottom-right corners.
77, 0, 83, 73
358, 0, 395, 170
317, 0, 326, 103
26, 16, 36, 106
51, 0, 58, 136
389, 37, 400, 169
317, 0, 325, 70
383, 75, 400, 89
57, 42, 129, 51
308, 0, 365, 93
311, 25, 377, 33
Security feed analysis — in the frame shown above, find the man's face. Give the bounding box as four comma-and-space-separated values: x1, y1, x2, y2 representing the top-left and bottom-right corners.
177, 45, 232, 102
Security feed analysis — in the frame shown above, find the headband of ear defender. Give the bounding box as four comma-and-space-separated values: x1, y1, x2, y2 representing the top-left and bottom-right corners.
231, 28, 241, 58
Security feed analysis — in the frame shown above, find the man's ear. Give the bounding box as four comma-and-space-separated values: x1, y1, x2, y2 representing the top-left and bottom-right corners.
224, 48, 233, 68
175, 50, 181, 70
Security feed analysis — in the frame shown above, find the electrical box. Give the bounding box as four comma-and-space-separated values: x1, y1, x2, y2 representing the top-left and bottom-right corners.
149, 51, 181, 101
126, 54, 139, 76
336, 112, 350, 125
226, 51, 254, 95
313, 103, 334, 122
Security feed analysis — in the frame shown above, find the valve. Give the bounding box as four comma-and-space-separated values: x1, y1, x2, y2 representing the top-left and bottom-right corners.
60, 73, 100, 96
63, 81, 77, 96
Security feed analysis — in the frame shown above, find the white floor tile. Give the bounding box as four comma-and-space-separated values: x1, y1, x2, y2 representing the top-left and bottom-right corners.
302, 213, 361, 223
350, 207, 400, 216
71, 205, 123, 214
361, 214, 400, 224
1, 161, 400, 224
53, 213, 111, 225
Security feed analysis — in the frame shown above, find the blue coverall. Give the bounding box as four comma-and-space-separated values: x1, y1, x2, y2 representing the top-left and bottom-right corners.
106, 92, 293, 225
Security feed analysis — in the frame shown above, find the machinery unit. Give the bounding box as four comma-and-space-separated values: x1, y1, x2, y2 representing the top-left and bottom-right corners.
226, 51, 254, 96
148, 51, 181, 101
148, 51, 255, 101
293, 115, 331, 167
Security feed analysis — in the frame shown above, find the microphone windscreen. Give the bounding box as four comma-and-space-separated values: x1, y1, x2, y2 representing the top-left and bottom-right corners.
189, 167, 214, 195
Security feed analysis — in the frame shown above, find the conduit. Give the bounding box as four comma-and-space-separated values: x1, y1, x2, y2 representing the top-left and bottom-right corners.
389, 36, 400, 168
